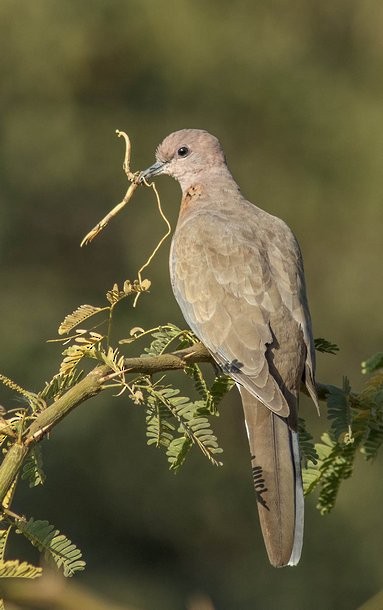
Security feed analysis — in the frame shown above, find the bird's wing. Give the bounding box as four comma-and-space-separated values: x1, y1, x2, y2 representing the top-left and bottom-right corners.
170, 206, 316, 416
265, 215, 318, 410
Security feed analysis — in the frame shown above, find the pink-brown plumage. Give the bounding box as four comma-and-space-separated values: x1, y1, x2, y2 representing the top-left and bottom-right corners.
141, 129, 318, 567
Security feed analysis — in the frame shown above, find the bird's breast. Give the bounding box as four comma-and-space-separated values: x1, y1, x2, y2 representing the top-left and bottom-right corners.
179, 183, 205, 218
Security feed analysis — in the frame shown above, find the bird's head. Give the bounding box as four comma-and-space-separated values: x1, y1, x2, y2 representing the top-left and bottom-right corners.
140, 129, 226, 192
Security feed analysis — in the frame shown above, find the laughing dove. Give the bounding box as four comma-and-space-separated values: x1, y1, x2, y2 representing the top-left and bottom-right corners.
141, 129, 318, 567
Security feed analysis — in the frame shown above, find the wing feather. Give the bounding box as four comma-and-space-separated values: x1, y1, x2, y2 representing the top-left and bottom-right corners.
170, 205, 317, 416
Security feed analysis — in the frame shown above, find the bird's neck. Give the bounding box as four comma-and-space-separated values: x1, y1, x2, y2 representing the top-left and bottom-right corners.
179, 165, 241, 200
177, 166, 243, 221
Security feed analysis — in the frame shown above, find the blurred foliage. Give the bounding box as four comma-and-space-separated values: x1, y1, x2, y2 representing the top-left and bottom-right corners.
0, 0, 383, 608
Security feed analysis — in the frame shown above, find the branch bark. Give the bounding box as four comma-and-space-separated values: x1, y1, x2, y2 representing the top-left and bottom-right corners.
0, 342, 330, 505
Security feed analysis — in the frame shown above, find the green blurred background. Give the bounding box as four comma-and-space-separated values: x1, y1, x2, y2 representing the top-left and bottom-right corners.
1, 1, 382, 608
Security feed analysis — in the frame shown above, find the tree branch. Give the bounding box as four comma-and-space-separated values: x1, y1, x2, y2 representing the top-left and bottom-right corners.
0, 342, 330, 505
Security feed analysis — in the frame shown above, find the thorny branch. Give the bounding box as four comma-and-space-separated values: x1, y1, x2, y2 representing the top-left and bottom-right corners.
0, 341, 330, 505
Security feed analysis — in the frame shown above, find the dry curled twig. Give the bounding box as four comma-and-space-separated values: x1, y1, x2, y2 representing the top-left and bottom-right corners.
80, 131, 172, 307
80, 130, 141, 246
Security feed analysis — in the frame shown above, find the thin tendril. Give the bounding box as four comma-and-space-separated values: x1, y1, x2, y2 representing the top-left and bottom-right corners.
133, 179, 172, 307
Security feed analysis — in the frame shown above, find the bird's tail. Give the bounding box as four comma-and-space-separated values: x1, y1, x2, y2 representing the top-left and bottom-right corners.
239, 388, 304, 567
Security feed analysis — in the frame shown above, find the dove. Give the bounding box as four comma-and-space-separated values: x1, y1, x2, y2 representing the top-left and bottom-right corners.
141, 129, 318, 567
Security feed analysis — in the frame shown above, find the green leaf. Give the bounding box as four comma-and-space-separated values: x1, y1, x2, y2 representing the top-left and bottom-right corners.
298, 417, 319, 467
362, 352, 383, 374
59, 332, 104, 376
185, 365, 234, 415
0, 527, 11, 562
144, 324, 185, 356
106, 279, 151, 305
326, 377, 353, 442
146, 395, 175, 449
314, 337, 339, 354
166, 436, 193, 471
304, 433, 357, 514
21, 447, 46, 488
302, 463, 322, 496
185, 364, 210, 403
146, 385, 223, 469
209, 374, 235, 410
317, 437, 356, 514
302, 434, 334, 495
361, 419, 383, 460
58, 304, 108, 335
40, 369, 84, 402
0, 560, 42, 579
16, 518, 85, 577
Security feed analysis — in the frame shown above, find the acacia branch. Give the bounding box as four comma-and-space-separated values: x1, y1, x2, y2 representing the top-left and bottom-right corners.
0, 342, 330, 505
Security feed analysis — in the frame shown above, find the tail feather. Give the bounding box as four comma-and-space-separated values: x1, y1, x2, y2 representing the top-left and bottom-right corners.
240, 388, 304, 567
287, 429, 304, 566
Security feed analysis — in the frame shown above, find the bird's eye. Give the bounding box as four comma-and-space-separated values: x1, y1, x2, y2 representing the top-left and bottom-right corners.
177, 146, 190, 158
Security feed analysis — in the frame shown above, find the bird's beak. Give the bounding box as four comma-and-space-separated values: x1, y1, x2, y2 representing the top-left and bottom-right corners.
139, 160, 167, 183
